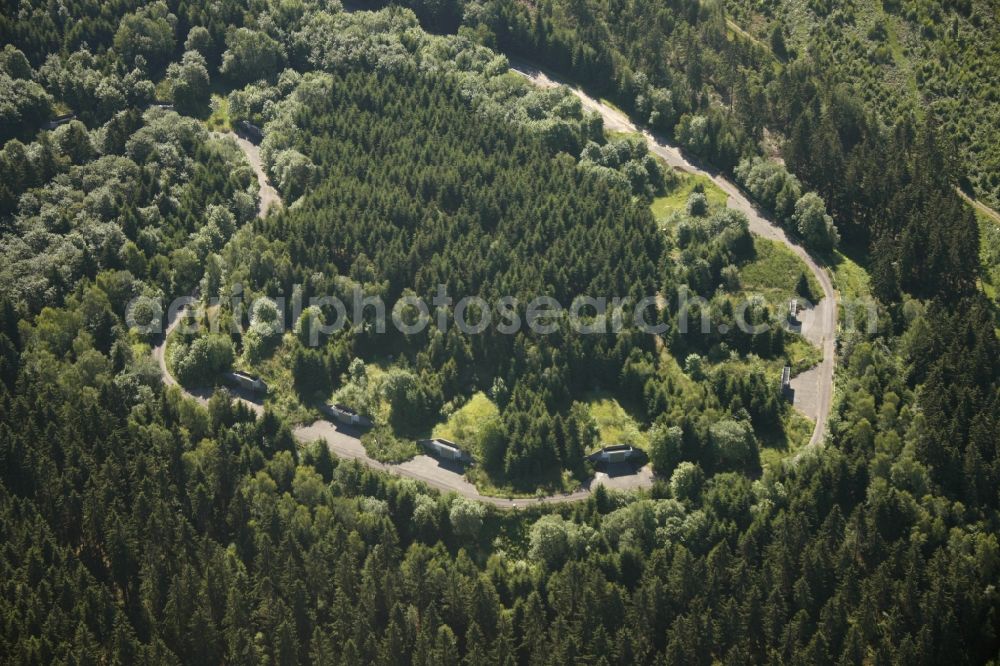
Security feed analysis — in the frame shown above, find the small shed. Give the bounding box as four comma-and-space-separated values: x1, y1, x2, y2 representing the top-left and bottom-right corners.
325, 403, 373, 428
780, 366, 792, 397
236, 120, 264, 144
789, 299, 798, 319
421, 438, 465, 461
225, 370, 268, 394
588, 444, 635, 464
44, 113, 76, 130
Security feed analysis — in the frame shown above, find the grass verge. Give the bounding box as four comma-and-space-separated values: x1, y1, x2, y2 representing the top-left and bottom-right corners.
360, 426, 419, 463
585, 393, 649, 451
432, 392, 499, 458
651, 173, 728, 221
205, 94, 233, 132
759, 408, 813, 471
741, 237, 823, 303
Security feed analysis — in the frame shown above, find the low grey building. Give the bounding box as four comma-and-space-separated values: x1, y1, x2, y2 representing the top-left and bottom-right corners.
44, 113, 76, 130
225, 370, 268, 394
236, 120, 264, 144
588, 444, 636, 464
421, 438, 465, 461
325, 403, 373, 428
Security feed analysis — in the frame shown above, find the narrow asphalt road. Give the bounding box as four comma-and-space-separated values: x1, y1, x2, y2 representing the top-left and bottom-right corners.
154, 130, 653, 506
229, 133, 281, 218
510, 61, 838, 448
293, 420, 649, 508
152, 131, 280, 413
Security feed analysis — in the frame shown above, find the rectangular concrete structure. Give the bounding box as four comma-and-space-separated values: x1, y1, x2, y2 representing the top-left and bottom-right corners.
421, 438, 465, 461
225, 371, 268, 394
324, 403, 374, 428
588, 444, 635, 464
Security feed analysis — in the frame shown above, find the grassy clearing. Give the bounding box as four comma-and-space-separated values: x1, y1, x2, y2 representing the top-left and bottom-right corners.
464, 468, 532, 499
741, 237, 822, 303
153, 78, 172, 102
465, 467, 581, 499
205, 94, 232, 132
651, 173, 728, 221
884, 17, 918, 98
432, 392, 500, 456
585, 393, 649, 452
658, 347, 698, 395
759, 408, 813, 471
605, 129, 643, 142
726, 18, 777, 63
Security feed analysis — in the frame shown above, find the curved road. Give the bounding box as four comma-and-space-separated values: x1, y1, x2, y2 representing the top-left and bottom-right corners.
153, 131, 279, 414
228, 133, 281, 218
510, 62, 837, 449
153, 131, 653, 506
157, 74, 840, 505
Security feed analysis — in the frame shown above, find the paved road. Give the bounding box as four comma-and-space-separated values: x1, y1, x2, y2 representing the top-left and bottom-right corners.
151, 297, 265, 415
511, 61, 838, 448
958, 188, 1000, 225
154, 130, 653, 505
211, 131, 281, 217
146, 369, 653, 506
152, 296, 193, 392
293, 420, 648, 507
152, 131, 281, 414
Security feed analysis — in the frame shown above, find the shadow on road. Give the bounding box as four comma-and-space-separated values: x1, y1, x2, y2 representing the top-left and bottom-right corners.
336, 423, 374, 440
427, 457, 470, 475
594, 461, 645, 478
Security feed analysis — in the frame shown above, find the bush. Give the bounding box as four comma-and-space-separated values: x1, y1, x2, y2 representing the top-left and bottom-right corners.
113, 2, 177, 72
360, 425, 418, 463
449, 498, 485, 539
167, 51, 210, 115
528, 514, 592, 570
721, 264, 741, 292
670, 461, 704, 502
734, 156, 802, 224
649, 423, 683, 474
709, 419, 758, 469
221, 28, 286, 85
793, 192, 840, 252
0, 75, 53, 143
171, 334, 233, 387
291, 345, 330, 400
686, 192, 708, 216
271, 149, 316, 202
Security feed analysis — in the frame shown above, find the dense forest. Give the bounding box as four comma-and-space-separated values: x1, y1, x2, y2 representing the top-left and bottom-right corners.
181, 57, 803, 489
1, 0, 999, 663
376, 0, 988, 298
